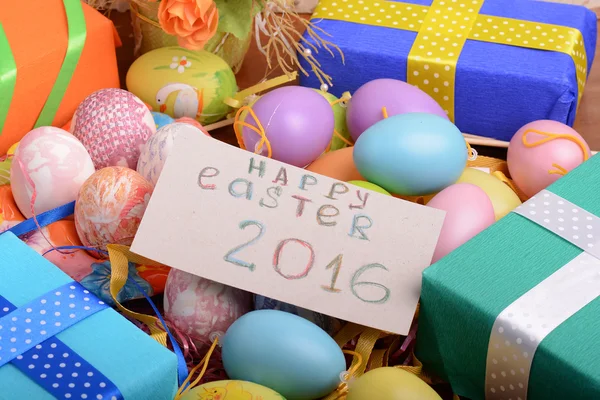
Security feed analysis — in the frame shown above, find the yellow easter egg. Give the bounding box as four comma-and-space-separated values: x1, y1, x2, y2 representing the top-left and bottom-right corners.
348, 180, 391, 195
455, 168, 522, 220
0, 142, 19, 186
347, 367, 442, 400
180, 380, 286, 400
126, 47, 238, 124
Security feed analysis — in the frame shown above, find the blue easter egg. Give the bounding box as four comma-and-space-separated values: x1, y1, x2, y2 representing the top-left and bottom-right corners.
151, 112, 175, 130
222, 309, 346, 400
353, 113, 467, 196
254, 295, 343, 337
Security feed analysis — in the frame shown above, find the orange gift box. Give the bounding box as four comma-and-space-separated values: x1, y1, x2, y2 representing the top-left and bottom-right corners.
0, 0, 121, 155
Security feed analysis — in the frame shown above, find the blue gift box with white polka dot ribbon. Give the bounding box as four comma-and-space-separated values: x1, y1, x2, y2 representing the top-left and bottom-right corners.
0, 232, 179, 400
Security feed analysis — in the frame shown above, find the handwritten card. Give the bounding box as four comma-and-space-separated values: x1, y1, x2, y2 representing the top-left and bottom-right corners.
131, 132, 445, 334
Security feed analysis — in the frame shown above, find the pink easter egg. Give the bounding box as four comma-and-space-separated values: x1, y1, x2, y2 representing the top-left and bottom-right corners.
175, 117, 212, 136
10, 127, 95, 218
74, 166, 153, 250
164, 269, 253, 343
507, 120, 590, 197
427, 183, 495, 263
347, 79, 448, 141
71, 88, 156, 170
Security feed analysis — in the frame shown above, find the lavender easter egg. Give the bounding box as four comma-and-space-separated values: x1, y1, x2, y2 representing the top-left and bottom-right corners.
75, 166, 153, 250
164, 269, 253, 343
137, 122, 209, 187
241, 86, 334, 167
347, 79, 448, 141
71, 88, 156, 169
507, 120, 590, 197
10, 127, 95, 218
426, 183, 495, 263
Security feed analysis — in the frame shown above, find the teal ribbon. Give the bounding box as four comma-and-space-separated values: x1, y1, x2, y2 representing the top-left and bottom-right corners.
0, 0, 87, 136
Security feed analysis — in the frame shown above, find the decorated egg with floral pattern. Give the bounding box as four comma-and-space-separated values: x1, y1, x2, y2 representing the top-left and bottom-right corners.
74, 166, 153, 250
164, 269, 253, 343
126, 47, 238, 124
71, 88, 156, 170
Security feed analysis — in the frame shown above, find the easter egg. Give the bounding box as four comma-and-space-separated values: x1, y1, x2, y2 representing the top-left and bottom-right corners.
10, 127, 95, 218
347, 79, 448, 141
353, 113, 467, 196
75, 167, 153, 250
0, 142, 18, 186
314, 90, 352, 151
426, 183, 495, 263
241, 86, 334, 167
137, 123, 208, 187
151, 112, 175, 130
347, 367, 442, 400
175, 117, 211, 136
126, 46, 238, 124
306, 147, 363, 182
347, 180, 391, 196
164, 269, 253, 343
507, 120, 590, 197
180, 380, 286, 400
455, 168, 521, 220
71, 88, 156, 169
254, 295, 343, 337
222, 310, 346, 399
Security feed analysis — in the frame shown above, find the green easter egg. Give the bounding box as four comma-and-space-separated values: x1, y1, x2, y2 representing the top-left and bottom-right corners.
180, 380, 286, 400
313, 89, 352, 151
348, 180, 391, 195
126, 47, 238, 124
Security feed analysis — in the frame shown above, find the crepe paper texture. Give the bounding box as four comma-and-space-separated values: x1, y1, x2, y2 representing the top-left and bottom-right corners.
299, 0, 597, 142
131, 132, 445, 335
0, 0, 121, 155
416, 154, 600, 399
0, 231, 178, 400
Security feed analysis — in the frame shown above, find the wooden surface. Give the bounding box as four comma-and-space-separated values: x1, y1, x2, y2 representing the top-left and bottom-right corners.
110, 10, 600, 157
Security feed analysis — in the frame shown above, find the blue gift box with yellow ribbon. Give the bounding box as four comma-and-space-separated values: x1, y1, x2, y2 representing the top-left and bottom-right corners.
0, 231, 179, 400
299, 0, 597, 141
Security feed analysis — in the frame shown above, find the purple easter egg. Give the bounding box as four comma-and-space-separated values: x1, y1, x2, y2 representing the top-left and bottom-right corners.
241, 86, 334, 167
347, 79, 448, 141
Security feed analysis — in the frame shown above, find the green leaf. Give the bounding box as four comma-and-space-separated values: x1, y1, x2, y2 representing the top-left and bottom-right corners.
215, 0, 254, 39
153, 66, 172, 70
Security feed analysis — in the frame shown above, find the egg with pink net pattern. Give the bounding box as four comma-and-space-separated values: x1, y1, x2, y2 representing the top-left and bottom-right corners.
74, 166, 153, 251
71, 88, 156, 169
10, 127, 95, 218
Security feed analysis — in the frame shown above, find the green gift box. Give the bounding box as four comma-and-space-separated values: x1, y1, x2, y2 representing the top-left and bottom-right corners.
417, 155, 600, 399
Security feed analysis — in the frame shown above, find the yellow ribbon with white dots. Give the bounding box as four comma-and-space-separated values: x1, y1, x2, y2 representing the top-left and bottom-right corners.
311, 0, 588, 122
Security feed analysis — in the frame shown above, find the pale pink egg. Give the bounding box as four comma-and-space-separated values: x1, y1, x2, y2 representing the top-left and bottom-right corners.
507, 120, 590, 197
175, 117, 212, 137
74, 166, 153, 250
10, 127, 95, 218
71, 88, 156, 170
427, 183, 495, 263
164, 268, 253, 343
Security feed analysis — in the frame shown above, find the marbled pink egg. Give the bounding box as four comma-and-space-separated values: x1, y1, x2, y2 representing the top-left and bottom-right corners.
74, 166, 153, 250
164, 269, 253, 343
10, 127, 95, 218
71, 88, 156, 169
507, 120, 590, 197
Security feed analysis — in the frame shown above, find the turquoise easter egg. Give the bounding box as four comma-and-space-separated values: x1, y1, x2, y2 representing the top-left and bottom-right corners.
151, 112, 175, 130
222, 309, 346, 400
353, 113, 467, 196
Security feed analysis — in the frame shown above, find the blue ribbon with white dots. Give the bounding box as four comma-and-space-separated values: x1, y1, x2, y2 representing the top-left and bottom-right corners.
0, 281, 123, 400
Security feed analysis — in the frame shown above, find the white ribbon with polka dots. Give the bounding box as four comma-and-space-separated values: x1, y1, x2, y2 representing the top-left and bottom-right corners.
485, 189, 600, 400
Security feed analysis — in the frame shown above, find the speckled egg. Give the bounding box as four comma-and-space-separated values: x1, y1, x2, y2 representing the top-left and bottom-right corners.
137, 122, 209, 187
10, 127, 95, 218
74, 166, 153, 250
71, 88, 156, 170
164, 269, 253, 343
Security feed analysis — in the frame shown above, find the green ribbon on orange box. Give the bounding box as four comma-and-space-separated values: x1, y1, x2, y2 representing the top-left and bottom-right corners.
0, 0, 86, 136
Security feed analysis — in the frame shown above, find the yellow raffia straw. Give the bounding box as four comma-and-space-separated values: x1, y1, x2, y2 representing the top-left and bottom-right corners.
522, 129, 590, 176
382, 107, 389, 119
225, 72, 299, 109
327, 350, 364, 400
173, 337, 220, 400
233, 106, 273, 158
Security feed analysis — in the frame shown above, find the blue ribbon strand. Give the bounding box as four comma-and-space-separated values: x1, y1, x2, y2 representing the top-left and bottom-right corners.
5, 201, 75, 237
0, 282, 123, 399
